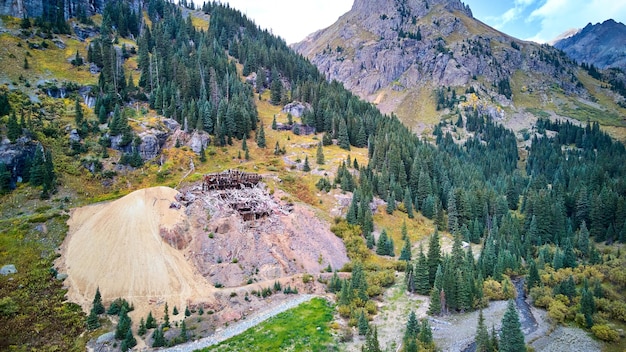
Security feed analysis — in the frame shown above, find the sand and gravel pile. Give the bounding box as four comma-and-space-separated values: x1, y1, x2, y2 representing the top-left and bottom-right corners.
57, 187, 213, 317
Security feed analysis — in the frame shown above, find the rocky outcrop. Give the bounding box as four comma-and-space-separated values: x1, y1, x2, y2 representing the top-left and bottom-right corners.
138, 130, 168, 160
188, 131, 210, 154
282, 101, 312, 118
554, 19, 626, 71
0, 137, 37, 187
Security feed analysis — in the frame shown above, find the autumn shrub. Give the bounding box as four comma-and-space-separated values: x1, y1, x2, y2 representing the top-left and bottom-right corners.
591, 324, 620, 342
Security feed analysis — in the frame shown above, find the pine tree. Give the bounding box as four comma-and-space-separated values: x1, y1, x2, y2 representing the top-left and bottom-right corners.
87, 308, 100, 330
146, 311, 156, 329
115, 306, 131, 340
138, 317, 147, 335
316, 142, 325, 165
399, 239, 412, 261
257, 123, 266, 148
404, 311, 420, 341
404, 187, 414, 219
173, 306, 179, 315
121, 327, 137, 351
363, 326, 381, 352
179, 319, 188, 342
152, 327, 165, 347
185, 306, 191, 317
418, 319, 433, 345
386, 192, 395, 214
427, 230, 441, 286
475, 309, 490, 352
337, 118, 350, 150
358, 310, 369, 336
163, 302, 170, 328
7, 112, 21, 142
270, 68, 282, 105
580, 285, 595, 328
415, 247, 431, 295
92, 287, 105, 314
376, 230, 389, 256
499, 300, 525, 352
428, 288, 442, 316
303, 156, 311, 172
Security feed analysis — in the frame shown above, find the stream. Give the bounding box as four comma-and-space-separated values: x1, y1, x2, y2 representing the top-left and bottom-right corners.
461, 278, 538, 352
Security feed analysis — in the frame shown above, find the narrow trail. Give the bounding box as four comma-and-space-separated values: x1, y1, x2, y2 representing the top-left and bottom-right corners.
156, 294, 315, 352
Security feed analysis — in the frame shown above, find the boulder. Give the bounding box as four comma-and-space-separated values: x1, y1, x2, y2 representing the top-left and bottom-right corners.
282, 101, 312, 118
69, 129, 81, 143
189, 131, 210, 154
0, 264, 17, 276
162, 118, 180, 131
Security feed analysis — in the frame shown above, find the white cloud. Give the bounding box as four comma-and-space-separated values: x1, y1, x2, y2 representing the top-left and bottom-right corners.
203, 0, 353, 44
486, 0, 536, 29
527, 0, 626, 42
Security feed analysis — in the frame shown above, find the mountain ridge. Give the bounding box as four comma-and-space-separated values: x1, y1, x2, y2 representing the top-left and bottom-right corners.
294, 0, 626, 137
554, 19, 626, 72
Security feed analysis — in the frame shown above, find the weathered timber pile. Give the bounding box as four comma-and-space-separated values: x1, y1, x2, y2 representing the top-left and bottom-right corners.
202, 170, 262, 191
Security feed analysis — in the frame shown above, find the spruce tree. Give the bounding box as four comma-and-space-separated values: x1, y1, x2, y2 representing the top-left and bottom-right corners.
152, 327, 165, 347
404, 187, 414, 218
86, 308, 100, 330
179, 319, 188, 342
7, 112, 21, 142
358, 310, 369, 336
399, 239, 412, 261
404, 311, 420, 340
316, 142, 325, 165
74, 97, 84, 125
256, 123, 266, 148
92, 287, 105, 314
363, 326, 381, 352
427, 230, 441, 286
173, 306, 179, 315
376, 230, 389, 256
499, 300, 525, 352
428, 288, 442, 316
303, 156, 311, 172
475, 309, 490, 352
185, 306, 191, 317
146, 311, 156, 329
138, 317, 147, 335
163, 302, 170, 328
580, 285, 595, 328
418, 318, 433, 345
337, 118, 350, 150
415, 247, 431, 295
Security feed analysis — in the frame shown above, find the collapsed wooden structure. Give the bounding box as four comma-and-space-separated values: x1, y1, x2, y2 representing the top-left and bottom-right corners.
202, 169, 262, 191
202, 170, 268, 222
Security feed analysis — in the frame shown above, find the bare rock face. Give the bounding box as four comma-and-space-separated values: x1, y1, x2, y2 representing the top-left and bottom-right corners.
188, 131, 210, 153
138, 131, 166, 160
0, 0, 106, 20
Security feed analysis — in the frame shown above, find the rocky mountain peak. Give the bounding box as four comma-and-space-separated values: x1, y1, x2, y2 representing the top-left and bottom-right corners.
295, 0, 588, 132
554, 19, 626, 71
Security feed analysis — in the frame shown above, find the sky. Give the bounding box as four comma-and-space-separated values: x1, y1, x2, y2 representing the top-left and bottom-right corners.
210, 0, 626, 44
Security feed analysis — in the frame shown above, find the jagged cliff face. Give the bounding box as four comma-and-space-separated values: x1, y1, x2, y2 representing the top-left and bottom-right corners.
294, 0, 586, 127
554, 20, 626, 71
0, 0, 106, 19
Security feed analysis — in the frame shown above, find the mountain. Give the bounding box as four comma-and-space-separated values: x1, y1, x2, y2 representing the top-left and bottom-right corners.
553, 19, 626, 71
294, 0, 625, 134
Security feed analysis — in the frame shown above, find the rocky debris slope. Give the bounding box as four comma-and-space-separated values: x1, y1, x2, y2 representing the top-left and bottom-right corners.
554, 19, 626, 71
179, 183, 350, 287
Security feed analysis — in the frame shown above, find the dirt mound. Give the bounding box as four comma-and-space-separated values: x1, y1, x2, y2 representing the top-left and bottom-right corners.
57, 187, 213, 316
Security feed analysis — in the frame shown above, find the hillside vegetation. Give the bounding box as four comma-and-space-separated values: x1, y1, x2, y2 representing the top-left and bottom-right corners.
0, 0, 625, 351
